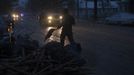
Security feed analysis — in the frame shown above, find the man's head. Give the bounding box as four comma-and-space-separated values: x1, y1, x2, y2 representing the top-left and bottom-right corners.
62, 8, 69, 15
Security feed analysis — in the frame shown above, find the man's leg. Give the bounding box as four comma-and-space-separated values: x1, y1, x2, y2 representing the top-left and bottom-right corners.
67, 32, 75, 44
60, 32, 66, 46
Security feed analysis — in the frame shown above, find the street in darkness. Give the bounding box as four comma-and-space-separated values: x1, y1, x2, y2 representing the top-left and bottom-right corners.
0, 0, 134, 75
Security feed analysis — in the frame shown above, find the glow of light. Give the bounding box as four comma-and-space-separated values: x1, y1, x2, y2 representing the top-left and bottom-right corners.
48, 20, 52, 23
20, 13, 24, 17
12, 14, 19, 18
12, 14, 16, 17
59, 16, 63, 19
48, 16, 53, 20
15, 15, 19, 18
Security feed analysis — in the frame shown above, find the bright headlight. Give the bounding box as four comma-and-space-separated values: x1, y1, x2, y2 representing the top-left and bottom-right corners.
59, 16, 63, 19
12, 14, 19, 18
48, 16, 53, 20
12, 13, 19, 21
12, 14, 16, 17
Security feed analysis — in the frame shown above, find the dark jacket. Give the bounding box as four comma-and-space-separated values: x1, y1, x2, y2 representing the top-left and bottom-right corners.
61, 14, 75, 33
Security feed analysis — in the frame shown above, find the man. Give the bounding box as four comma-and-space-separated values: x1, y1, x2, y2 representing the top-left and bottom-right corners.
58, 9, 75, 46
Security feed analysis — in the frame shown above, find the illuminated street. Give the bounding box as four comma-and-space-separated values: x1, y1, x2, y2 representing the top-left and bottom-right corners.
13, 14, 134, 75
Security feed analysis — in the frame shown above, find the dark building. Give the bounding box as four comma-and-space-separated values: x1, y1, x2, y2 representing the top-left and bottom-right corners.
128, 0, 134, 13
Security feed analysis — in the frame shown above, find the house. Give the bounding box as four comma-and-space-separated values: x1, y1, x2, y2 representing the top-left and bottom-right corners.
76, 0, 120, 18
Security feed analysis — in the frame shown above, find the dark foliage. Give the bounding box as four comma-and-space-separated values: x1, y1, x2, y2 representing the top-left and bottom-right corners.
0, 0, 18, 14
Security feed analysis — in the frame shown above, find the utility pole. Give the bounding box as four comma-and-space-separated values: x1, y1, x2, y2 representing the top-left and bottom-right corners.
94, 0, 98, 20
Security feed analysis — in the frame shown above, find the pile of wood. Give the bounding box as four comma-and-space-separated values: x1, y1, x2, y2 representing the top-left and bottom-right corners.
0, 35, 89, 75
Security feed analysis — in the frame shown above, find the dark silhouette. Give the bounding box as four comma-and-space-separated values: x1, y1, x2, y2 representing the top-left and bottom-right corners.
58, 9, 75, 46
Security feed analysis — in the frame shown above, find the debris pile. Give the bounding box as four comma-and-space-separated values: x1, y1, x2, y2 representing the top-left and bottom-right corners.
0, 35, 89, 75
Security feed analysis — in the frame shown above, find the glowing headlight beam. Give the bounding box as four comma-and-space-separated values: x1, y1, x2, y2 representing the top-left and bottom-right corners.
59, 16, 63, 19
12, 14, 19, 18
48, 16, 53, 20
12, 14, 16, 17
